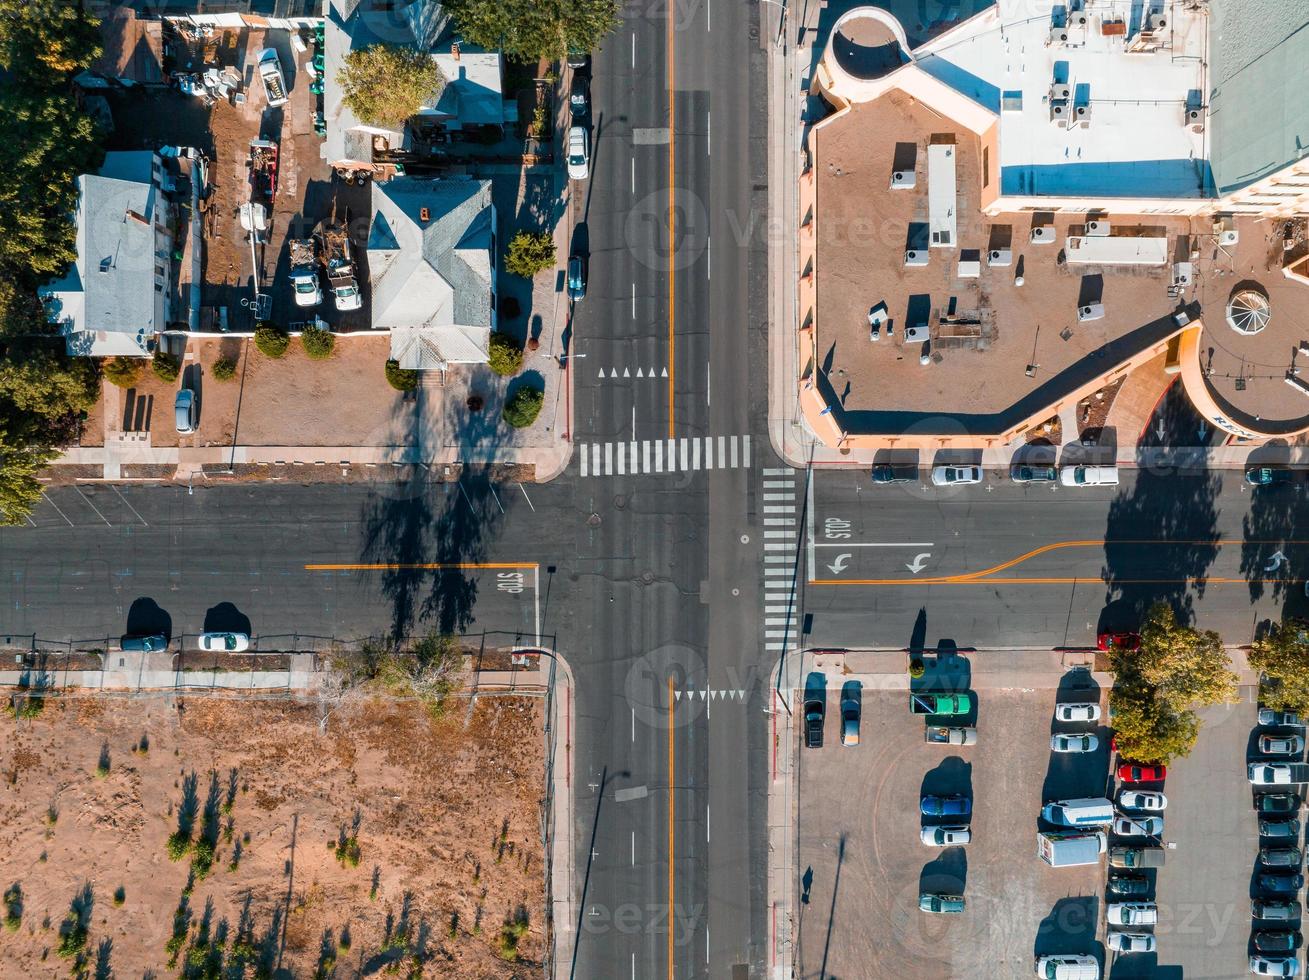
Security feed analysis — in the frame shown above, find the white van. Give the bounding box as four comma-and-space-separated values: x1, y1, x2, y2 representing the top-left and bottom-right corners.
1060, 465, 1119, 487
1042, 798, 1115, 827
1035, 954, 1099, 979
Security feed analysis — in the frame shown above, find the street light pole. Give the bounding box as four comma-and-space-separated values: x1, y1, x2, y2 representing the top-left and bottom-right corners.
758, 0, 787, 47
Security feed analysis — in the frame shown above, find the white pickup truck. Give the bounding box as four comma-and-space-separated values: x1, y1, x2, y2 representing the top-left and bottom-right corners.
258, 49, 288, 107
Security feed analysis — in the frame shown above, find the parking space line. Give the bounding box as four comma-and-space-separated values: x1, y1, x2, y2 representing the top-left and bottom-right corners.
43, 494, 74, 528
75, 488, 111, 526
111, 486, 149, 526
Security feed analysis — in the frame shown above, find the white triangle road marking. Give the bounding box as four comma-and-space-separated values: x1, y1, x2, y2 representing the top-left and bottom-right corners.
637, 367, 644, 378
623, 367, 631, 378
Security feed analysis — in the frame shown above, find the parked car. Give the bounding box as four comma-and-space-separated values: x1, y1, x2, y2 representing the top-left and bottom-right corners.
1259, 794, 1304, 814
1254, 930, 1303, 953
1246, 465, 1295, 487
1118, 790, 1167, 812
1107, 902, 1157, 926
839, 683, 860, 747
1261, 709, 1304, 727
1055, 702, 1101, 723
1259, 873, 1305, 895
1250, 955, 1299, 977
569, 74, 589, 117
1113, 816, 1163, 837
1107, 873, 1150, 896
1033, 954, 1099, 980
1117, 763, 1166, 783
1261, 847, 1303, 868
1012, 465, 1057, 484
803, 691, 825, 749
920, 825, 971, 847
920, 795, 972, 818
1060, 464, 1118, 487
1251, 763, 1305, 786
931, 465, 982, 486
1106, 931, 1156, 953
1052, 733, 1098, 753
918, 893, 965, 914
1109, 846, 1165, 869
198, 632, 250, 653
567, 255, 586, 300
871, 463, 917, 484
1261, 819, 1302, 839
1098, 631, 1140, 652
120, 633, 167, 652
1261, 734, 1306, 756
1253, 899, 1300, 922
175, 388, 197, 434
566, 125, 589, 180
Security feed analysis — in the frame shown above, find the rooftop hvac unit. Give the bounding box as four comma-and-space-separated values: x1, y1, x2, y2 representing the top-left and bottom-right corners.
1051, 83, 1071, 103
1070, 12, 1089, 28
988, 248, 1013, 267
1030, 225, 1057, 245
903, 324, 930, 345
904, 249, 929, 267
1173, 262, 1194, 287
1048, 27, 1069, 44
1145, 13, 1167, 33
1050, 102, 1069, 124
1185, 106, 1204, 129
1078, 302, 1105, 322
1075, 104, 1091, 123
1219, 229, 1240, 247
1086, 219, 1111, 237
890, 169, 916, 190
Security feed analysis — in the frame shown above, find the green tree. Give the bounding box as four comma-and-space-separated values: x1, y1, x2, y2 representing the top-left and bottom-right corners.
254, 325, 290, 359
1130, 602, 1237, 708
384, 359, 418, 392
1251, 620, 1309, 716
444, 0, 619, 61
487, 332, 523, 376
0, 346, 97, 419
151, 349, 180, 383
503, 385, 544, 428
503, 230, 556, 279
300, 323, 336, 360
337, 44, 444, 128
211, 357, 237, 382
1109, 680, 1201, 765
103, 357, 141, 388
0, 0, 102, 78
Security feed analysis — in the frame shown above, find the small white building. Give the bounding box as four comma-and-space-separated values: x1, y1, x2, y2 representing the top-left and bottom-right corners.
39, 152, 174, 358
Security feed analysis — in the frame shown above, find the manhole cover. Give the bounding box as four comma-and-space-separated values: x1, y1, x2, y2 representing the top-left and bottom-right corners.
613, 495, 627, 510
642, 571, 654, 584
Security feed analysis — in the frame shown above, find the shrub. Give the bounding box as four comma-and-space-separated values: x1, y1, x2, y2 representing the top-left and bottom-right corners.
908, 658, 925, 679
3, 885, 21, 931
503, 230, 555, 278
300, 323, 336, 360
253, 324, 290, 359
384, 359, 418, 392
151, 349, 180, 383
103, 357, 141, 388
166, 831, 191, 862
502, 385, 544, 428
112, 886, 125, 907
211, 357, 237, 382
488, 332, 523, 377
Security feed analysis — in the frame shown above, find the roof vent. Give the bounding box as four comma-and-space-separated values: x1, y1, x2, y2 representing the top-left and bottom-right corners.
987, 248, 1012, 267
1030, 225, 1057, 245
1078, 302, 1105, 322
890, 169, 916, 190
1086, 220, 1110, 237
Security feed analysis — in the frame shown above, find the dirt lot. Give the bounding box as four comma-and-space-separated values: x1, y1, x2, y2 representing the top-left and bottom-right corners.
0, 695, 545, 977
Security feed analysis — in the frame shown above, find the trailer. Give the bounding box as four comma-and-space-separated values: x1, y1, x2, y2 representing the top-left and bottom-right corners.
258, 48, 288, 108
248, 140, 279, 203
320, 223, 362, 311
288, 238, 322, 308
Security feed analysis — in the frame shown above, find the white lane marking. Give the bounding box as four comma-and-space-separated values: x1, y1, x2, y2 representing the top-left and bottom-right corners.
707, 109, 711, 155
743, 434, 752, 467
631, 32, 635, 67
518, 483, 536, 511
111, 486, 148, 526
631, 708, 635, 742
631, 156, 635, 194
764, 530, 791, 538
580, 446, 589, 477
731, 436, 739, 467
655, 439, 663, 473
706, 236, 711, 279
811, 542, 936, 548
680, 438, 689, 471
692, 438, 701, 470
706, 360, 711, 407
667, 439, 676, 469
643, 440, 651, 472
763, 480, 793, 489
489, 483, 505, 515
631, 832, 635, 867
592, 444, 601, 475
764, 543, 791, 551
44, 494, 75, 527
763, 467, 792, 476
632, 405, 637, 438
617, 443, 626, 475
717, 436, 726, 469
806, 467, 817, 583
706, 804, 710, 843
534, 565, 542, 646
76, 488, 111, 526
631, 281, 636, 318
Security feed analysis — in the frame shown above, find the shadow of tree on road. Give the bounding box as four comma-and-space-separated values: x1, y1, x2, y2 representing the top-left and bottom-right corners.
1239, 480, 1309, 617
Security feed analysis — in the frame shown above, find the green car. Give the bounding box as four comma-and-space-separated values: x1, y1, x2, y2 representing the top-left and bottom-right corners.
919, 893, 965, 914
910, 693, 972, 716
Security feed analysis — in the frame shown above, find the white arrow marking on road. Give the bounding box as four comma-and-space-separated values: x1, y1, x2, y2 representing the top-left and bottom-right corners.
905, 553, 932, 574
1266, 550, 1287, 573
598, 367, 606, 378
698, 690, 706, 701
1156, 418, 1166, 440
737, 689, 745, 699
623, 367, 630, 378
827, 553, 851, 574
636, 367, 644, 378
674, 690, 682, 701
661, 367, 668, 377
1198, 420, 1208, 441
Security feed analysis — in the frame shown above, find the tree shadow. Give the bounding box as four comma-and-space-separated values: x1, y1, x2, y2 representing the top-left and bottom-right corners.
94, 937, 112, 980
125, 597, 172, 641
202, 602, 252, 636
1034, 896, 1099, 958
918, 847, 967, 896
1240, 475, 1308, 611
176, 771, 199, 839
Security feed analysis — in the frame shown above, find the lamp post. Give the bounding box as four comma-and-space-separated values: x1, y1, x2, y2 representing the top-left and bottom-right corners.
758, 0, 787, 47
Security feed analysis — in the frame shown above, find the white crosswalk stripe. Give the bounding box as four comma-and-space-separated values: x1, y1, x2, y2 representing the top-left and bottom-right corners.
759, 467, 801, 653
575, 435, 755, 477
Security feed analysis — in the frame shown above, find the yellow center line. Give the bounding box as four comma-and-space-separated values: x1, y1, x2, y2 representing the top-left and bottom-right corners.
303, 562, 537, 571
666, 0, 676, 440
667, 674, 676, 980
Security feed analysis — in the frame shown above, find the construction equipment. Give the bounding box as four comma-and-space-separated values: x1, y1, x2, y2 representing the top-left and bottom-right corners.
257, 48, 288, 107
248, 139, 278, 203
320, 221, 362, 311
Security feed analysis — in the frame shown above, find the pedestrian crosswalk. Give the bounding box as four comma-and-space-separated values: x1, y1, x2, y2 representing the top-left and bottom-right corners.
760, 467, 801, 654
576, 435, 752, 478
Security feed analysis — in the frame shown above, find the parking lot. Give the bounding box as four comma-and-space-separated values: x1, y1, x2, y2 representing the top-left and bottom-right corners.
795, 664, 1110, 979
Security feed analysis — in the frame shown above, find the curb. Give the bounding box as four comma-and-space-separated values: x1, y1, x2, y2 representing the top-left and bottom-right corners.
543, 648, 577, 980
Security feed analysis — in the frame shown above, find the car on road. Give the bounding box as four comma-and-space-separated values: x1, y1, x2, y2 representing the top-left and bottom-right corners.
1117, 763, 1166, 783
1259, 873, 1305, 895
198, 632, 250, 653
566, 125, 589, 180
1051, 733, 1099, 753
1106, 931, 1156, 953
1250, 955, 1299, 977
1107, 873, 1150, 896
1253, 899, 1300, 922
803, 691, 824, 749
1261, 709, 1304, 727
120, 633, 167, 652
920, 795, 972, 818
1259, 794, 1303, 814
1060, 464, 1119, 487
1246, 466, 1295, 487
567, 255, 586, 300
1107, 902, 1157, 926
175, 388, 197, 434
1118, 790, 1167, 811
1261, 819, 1302, 839
1261, 734, 1305, 756
1261, 847, 1303, 868
1113, 815, 1163, 837
1011, 465, 1057, 484
839, 683, 860, 747
1251, 763, 1306, 786
871, 463, 917, 484
1098, 631, 1140, 652
1055, 702, 1101, 722
931, 465, 982, 486
918, 893, 965, 914
569, 74, 589, 117
1034, 954, 1100, 980
1254, 930, 1303, 953
920, 825, 970, 847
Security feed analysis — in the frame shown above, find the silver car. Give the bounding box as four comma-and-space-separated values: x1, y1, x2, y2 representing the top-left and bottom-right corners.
1051, 733, 1098, 753
1113, 815, 1163, 837
1261, 734, 1305, 756
920, 825, 971, 847
175, 388, 197, 433
1107, 931, 1156, 953
198, 632, 250, 653
1118, 790, 1167, 812
931, 465, 982, 486
566, 126, 589, 180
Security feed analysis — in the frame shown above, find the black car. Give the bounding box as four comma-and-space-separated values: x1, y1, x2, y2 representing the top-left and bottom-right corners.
569, 75, 589, 118
1258, 794, 1303, 815
871, 463, 917, 484
1254, 930, 1303, 953
1107, 874, 1150, 896
804, 693, 825, 749
1259, 873, 1305, 895
1246, 465, 1295, 487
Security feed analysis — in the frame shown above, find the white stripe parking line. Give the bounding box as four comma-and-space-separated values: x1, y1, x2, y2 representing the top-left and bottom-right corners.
605, 443, 614, 475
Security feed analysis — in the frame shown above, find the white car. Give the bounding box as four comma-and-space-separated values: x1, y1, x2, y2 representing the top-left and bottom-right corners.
1114, 815, 1163, 837
931, 465, 982, 486
1034, 955, 1099, 980
1055, 702, 1101, 723
1051, 733, 1099, 754
1261, 735, 1305, 756
1251, 763, 1298, 786
1118, 790, 1167, 812
920, 825, 971, 847
1107, 902, 1158, 927
1260, 709, 1303, 727
566, 125, 589, 180
198, 632, 250, 653
1107, 931, 1156, 953
1059, 464, 1119, 487
1251, 956, 1299, 978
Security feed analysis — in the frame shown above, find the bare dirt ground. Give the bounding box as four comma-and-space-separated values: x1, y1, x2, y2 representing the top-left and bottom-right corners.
0, 695, 545, 978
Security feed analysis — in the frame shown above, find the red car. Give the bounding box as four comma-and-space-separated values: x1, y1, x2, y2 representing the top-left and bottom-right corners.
1117, 763, 1166, 783
1098, 632, 1141, 652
